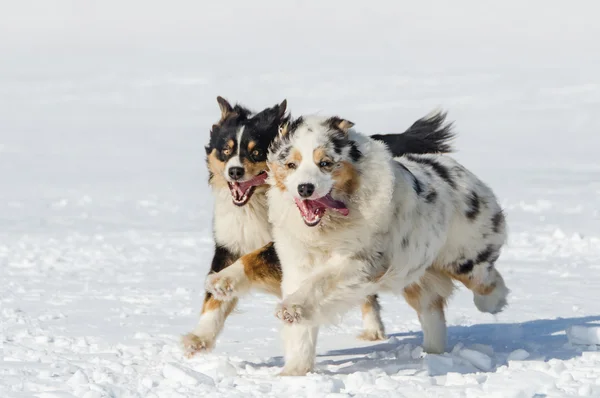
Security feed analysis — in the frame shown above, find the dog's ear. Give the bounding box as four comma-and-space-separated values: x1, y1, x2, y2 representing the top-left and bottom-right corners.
210, 123, 220, 137
265, 99, 287, 122
278, 119, 290, 137
277, 99, 287, 119
216, 96, 234, 123
326, 116, 354, 135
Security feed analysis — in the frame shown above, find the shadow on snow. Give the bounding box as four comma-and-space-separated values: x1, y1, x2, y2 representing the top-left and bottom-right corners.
240, 315, 600, 376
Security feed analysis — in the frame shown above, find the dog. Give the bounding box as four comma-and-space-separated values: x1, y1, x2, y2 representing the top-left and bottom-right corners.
264, 113, 509, 375
208, 111, 509, 375
182, 97, 457, 358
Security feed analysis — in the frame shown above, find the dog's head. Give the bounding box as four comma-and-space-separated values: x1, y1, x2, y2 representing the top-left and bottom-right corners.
268, 115, 363, 227
206, 96, 287, 206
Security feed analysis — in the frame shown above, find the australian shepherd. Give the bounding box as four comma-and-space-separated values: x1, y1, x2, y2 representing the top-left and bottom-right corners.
183, 97, 457, 358
206, 113, 509, 375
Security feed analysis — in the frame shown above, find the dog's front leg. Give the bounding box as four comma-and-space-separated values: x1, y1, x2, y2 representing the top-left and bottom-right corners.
279, 323, 319, 376
182, 245, 237, 357
277, 258, 379, 326
276, 258, 378, 376
205, 242, 282, 301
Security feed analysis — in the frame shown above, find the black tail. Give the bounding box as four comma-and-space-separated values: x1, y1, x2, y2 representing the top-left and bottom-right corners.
371, 110, 455, 157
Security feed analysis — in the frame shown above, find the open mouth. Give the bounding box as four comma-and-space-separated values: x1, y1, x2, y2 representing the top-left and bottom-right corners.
294, 193, 349, 227
228, 171, 268, 206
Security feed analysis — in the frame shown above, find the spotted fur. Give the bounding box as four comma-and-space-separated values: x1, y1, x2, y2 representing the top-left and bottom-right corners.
256, 112, 508, 375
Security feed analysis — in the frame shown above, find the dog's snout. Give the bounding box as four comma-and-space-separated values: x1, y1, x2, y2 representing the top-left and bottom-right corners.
228, 167, 245, 181
297, 183, 315, 198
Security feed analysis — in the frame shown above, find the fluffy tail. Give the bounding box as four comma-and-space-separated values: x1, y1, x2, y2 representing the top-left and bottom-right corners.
371, 110, 455, 156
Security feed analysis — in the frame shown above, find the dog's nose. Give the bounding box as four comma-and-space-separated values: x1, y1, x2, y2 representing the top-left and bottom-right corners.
297, 183, 315, 198
228, 167, 245, 181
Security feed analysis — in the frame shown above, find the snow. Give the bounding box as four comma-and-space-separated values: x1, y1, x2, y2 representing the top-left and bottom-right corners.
161, 363, 215, 387
507, 349, 530, 362
567, 326, 600, 346
458, 349, 494, 372
1, 1, 600, 397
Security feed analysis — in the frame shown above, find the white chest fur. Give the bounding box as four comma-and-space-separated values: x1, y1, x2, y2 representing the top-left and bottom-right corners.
213, 188, 272, 256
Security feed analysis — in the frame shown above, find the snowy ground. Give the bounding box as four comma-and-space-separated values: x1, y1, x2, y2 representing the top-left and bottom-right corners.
2, 1, 600, 397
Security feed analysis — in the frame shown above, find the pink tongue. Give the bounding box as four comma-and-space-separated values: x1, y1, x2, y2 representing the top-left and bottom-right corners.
232, 173, 268, 196
315, 194, 349, 216
294, 194, 349, 219
294, 199, 312, 217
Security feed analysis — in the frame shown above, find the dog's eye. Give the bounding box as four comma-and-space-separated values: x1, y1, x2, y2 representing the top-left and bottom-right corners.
222, 147, 232, 156
252, 149, 262, 158
319, 160, 333, 168
286, 162, 297, 170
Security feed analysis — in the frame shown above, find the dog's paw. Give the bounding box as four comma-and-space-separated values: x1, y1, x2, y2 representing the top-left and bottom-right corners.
205, 273, 236, 301
181, 333, 215, 358
357, 328, 386, 341
473, 285, 509, 315
275, 301, 307, 324
278, 366, 311, 376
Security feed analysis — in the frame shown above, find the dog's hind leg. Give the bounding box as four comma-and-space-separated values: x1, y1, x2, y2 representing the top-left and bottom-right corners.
472, 266, 509, 314
403, 269, 454, 354
358, 295, 386, 341
182, 245, 239, 357
449, 261, 509, 315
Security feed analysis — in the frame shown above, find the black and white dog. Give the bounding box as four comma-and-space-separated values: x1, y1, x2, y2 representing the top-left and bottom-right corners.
183, 98, 456, 358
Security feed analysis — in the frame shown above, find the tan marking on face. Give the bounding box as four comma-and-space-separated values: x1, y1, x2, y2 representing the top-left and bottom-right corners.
207, 148, 228, 188
313, 148, 327, 164
221, 140, 234, 156
290, 148, 302, 165
313, 147, 334, 171
332, 161, 360, 195
248, 141, 256, 151
268, 161, 287, 192
240, 242, 282, 297
242, 159, 267, 181
268, 149, 302, 192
